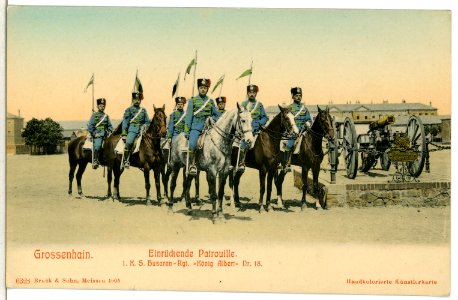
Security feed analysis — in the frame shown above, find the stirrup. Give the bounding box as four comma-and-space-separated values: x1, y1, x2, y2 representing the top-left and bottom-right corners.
92, 161, 99, 169
237, 164, 245, 173
284, 165, 292, 173
189, 165, 197, 176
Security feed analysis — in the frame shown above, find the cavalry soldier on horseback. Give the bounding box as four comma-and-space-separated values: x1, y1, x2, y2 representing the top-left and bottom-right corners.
184, 78, 218, 176
121, 76, 151, 169
281, 86, 312, 172
87, 98, 113, 169
238, 84, 268, 172
165, 96, 187, 165
214, 96, 227, 120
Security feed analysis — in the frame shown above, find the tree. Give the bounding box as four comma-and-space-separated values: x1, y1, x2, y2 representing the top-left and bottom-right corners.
22, 117, 64, 154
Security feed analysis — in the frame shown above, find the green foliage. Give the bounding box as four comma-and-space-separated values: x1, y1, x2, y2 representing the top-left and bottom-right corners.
22, 117, 64, 153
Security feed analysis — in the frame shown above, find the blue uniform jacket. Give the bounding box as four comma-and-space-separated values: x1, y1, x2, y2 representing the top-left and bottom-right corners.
214, 109, 226, 120
87, 111, 113, 138
241, 98, 268, 133
290, 101, 312, 131
184, 95, 218, 132
167, 109, 186, 138
122, 105, 151, 135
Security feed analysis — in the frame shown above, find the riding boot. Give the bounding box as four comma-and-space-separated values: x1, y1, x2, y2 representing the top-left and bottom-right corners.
92, 150, 100, 169
123, 148, 131, 169
284, 150, 292, 173
188, 151, 197, 176
237, 148, 247, 173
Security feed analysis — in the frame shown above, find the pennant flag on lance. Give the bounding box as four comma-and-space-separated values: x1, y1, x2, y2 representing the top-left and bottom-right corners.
172, 73, 180, 97
211, 74, 225, 93
236, 67, 252, 80
84, 74, 94, 93
184, 58, 196, 80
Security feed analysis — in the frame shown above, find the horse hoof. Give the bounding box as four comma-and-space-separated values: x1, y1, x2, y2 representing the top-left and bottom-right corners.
145, 200, 151, 206
186, 209, 192, 215
265, 205, 271, 212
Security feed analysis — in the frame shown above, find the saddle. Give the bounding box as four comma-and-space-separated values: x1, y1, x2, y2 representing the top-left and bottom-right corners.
113, 134, 143, 155
197, 117, 215, 150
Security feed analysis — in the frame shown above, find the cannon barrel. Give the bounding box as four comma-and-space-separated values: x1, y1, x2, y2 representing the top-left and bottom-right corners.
369, 115, 395, 131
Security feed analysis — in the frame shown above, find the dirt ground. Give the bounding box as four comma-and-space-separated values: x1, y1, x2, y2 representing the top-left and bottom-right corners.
6, 151, 450, 246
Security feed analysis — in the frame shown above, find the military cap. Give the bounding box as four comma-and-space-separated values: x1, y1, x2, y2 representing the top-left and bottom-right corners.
197, 78, 211, 88
291, 87, 302, 95
175, 96, 186, 104
216, 96, 227, 104
247, 84, 259, 93
96, 98, 107, 105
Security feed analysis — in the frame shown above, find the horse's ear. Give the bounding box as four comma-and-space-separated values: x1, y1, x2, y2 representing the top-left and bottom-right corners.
153, 104, 157, 111
326, 106, 329, 113
237, 102, 242, 112
317, 105, 322, 113
278, 104, 285, 112
162, 104, 165, 111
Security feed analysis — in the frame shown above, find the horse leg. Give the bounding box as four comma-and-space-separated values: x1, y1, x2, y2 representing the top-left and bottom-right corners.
258, 170, 267, 213
218, 172, 229, 215
113, 166, 121, 201
275, 170, 286, 208
144, 168, 151, 205
180, 167, 187, 202
153, 168, 161, 205
68, 160, 77, 196
162, 165, 169, 201
76, 162, 88, 197
312, 168, 323, 210
207, 173, 218, 223
265, 170, 275, 212
183, 175, 193, 214
301, 166, 309, 211
233, 171, 242, 208
195, 170, 200, 201
107, 166, 113, 200
170, 168, 179, 207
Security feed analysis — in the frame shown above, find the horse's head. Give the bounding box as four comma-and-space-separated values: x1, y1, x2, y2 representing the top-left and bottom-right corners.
278, 104, 299, 136
316, 105, 335, 139
151, 104, 167, 137
237, 102, 255, 148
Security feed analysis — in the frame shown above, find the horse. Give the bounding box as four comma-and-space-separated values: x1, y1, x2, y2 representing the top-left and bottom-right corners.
229, 105, 299, 212
167, 103, 254, 223
67, 134, 103, 197
275, 106, 334, 210
103, 105, 168, 204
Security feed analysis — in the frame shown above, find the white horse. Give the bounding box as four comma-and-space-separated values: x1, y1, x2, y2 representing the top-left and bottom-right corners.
167, 103, 254, 223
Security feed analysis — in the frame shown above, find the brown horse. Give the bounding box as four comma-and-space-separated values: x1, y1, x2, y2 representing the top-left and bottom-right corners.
275, 106, 334, 210
67, 134, 103, 197
230, 105, 298, 212
103, 105, 168, 204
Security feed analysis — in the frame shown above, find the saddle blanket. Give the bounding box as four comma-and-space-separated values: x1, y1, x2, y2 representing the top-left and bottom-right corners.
82, 137, 92, 150
114, 135, 143, 155
279, 135, 303, 154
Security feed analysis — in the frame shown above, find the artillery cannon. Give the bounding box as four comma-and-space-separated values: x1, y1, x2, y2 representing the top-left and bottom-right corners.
335, 115, 427, 181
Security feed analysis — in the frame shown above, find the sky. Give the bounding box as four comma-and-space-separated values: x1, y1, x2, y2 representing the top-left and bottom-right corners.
6, 5, 451, 122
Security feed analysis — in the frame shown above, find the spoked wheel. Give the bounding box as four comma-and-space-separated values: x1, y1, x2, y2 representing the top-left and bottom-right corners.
342, 117, 358, 179
380, 149, 391, 171
406, 115, 426, 177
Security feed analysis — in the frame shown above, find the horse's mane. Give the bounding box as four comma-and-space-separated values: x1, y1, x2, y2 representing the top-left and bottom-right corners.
112, 123, 122, 135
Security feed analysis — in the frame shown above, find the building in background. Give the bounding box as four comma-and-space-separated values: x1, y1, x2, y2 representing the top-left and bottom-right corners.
6, 112, 29, 154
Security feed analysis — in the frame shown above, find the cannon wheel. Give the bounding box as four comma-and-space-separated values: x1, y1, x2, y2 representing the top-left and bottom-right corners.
406, 115, 426, 177
342, 117, 358, 179
380, 149, 391, 171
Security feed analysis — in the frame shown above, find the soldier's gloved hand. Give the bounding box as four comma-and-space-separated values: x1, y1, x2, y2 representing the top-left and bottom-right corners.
121, 135, 127, 142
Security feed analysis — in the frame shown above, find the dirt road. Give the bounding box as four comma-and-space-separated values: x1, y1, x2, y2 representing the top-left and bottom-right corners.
6, 153, 450, 246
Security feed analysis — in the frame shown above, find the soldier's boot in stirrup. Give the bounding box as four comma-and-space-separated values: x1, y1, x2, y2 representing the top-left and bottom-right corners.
123, 149, 130, 169
92, 150, 100, 169
237, 149, 247, 173
188, 151, 197, 176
